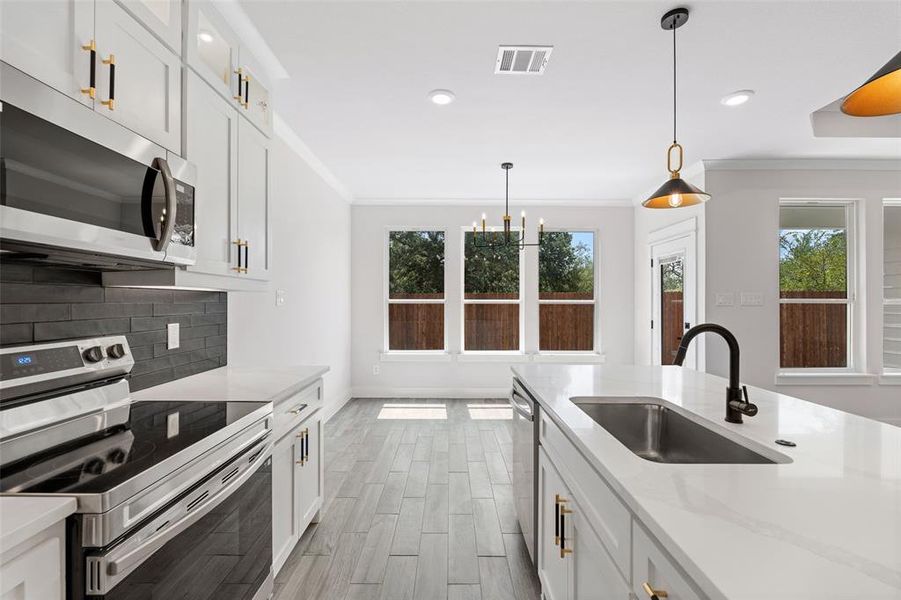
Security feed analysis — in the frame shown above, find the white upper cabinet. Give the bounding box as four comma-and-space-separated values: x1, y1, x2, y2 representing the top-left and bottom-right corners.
113, 0, 182, 53
237, 116, 271, 279
0, 0, 94, 107
186, 1, 242, 102
238, 53, 273, 137
185, 70, 240, 276
95, 0, 181, 152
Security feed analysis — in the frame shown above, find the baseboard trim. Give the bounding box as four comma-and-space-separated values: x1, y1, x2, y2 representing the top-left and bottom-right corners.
350, 386, 509, 399
323, 388, 353, 422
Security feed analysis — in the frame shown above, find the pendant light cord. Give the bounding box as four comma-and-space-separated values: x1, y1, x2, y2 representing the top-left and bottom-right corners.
672, 23, 677, 144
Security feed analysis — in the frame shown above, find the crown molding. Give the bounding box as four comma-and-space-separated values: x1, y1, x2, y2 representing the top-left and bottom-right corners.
701, 158, 901, 171
351, 197, 633, 207
274, 114, 355, 204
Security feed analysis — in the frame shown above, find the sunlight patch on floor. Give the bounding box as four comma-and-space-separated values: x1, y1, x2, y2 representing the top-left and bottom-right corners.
377, 403, 448, 420
467, 403, 512, 420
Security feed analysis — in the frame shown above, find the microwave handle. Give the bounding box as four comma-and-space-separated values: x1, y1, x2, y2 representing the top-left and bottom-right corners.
151, 157, 177, 252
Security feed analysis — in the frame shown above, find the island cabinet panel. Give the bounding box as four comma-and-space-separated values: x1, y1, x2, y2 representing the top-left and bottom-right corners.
633, 523, 704, 600
568, 496, 631, 600
539, 412, 632, 578
538, 449, 569, 600
0, 521, 66, 600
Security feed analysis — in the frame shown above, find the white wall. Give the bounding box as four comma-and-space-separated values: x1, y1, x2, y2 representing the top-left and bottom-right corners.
701, 164, 901, 424
228, 134, 353, 420
351, 205, 634, 396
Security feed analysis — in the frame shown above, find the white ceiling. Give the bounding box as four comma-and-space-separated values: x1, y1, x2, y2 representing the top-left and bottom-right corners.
241, 0, 901, 203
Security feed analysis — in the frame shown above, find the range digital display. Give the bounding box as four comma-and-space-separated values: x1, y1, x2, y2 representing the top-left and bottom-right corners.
15, 354, 35, 366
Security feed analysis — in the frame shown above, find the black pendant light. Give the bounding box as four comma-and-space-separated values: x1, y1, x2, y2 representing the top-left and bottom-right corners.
472, 163, 544, 249
841, 51, 901, 117
643, 8, 710, 209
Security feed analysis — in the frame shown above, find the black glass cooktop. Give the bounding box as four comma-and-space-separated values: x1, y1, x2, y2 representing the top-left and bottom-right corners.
0, 400, 268, 495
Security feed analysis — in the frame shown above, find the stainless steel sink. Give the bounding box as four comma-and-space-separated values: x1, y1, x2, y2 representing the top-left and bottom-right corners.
571, 398, 778, 464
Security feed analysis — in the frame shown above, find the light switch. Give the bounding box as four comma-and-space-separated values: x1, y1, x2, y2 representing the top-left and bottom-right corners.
276, 289, 287, 306
167, 323, 180, 349
715, 293, 735, 307
741, 292, 764, 307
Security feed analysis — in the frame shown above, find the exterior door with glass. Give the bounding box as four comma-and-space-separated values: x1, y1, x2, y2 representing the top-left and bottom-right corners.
651, 234, 696, 368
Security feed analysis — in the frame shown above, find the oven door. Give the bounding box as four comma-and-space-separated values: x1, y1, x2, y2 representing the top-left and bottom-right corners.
0, 68, 195, 267
75, 436, 272, 599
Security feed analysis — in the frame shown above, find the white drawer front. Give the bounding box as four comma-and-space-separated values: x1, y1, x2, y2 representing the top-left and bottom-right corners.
540, 412, 631, 580
273, 381, 321, 440
632, 522, 703, 600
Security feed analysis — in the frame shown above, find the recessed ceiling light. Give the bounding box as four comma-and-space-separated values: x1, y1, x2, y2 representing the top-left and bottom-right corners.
197, 30, 214, 43
721, 90, 755, 107
428, 89, 455, 105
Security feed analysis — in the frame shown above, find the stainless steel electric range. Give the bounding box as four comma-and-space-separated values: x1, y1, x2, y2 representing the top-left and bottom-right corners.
0, 336, 274, 600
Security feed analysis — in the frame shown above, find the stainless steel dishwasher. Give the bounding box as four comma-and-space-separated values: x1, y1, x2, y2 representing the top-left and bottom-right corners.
510, 378, 539, 567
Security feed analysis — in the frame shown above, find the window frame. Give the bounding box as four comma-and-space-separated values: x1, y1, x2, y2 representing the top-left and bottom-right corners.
777, 199, 860, 374
883, 199, 901, 376
537, 228, 600, 355
383, 227, 448, 354
460, 226, 525, 354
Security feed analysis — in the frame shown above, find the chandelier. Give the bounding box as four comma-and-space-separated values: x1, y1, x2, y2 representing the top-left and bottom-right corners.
471, 162, 545, 249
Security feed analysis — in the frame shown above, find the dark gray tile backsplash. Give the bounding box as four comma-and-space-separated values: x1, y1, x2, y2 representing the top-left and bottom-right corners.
0, 264, 226, 391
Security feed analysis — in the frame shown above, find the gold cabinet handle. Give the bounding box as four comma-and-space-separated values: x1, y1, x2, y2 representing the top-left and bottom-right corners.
100, 54, 115, 110
233, 68, 244, 101
642, 582, 668, 600
81, 40, 96, 98
232, 239, 248, 273
559, 502, 572, 558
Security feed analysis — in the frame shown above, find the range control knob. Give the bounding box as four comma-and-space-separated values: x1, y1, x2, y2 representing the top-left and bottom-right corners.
83, 346, 104, 363
107, 343, 127, 359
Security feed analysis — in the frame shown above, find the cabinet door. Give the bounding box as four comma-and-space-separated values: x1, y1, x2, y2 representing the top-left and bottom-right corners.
95, 0, 181, 151
0, 522, 66, 600
0, 0, 94, 106
186, 1, 242, 102
114, 0, 182, 53
272, 432, 300, 575
296, 413, 322, 529
633, 523, 702, 600
239, 57, 273, 137
538, 449, 568, 600
567, 498, 631, 600
237, 116, 271, 279
185, 71, 240, 276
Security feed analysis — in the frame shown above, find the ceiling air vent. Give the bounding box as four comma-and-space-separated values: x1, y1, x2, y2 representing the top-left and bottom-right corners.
495, 45, 553, 75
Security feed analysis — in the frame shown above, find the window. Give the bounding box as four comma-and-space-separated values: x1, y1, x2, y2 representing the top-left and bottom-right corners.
779, 202, 854, 369
463, 231, 521, 351
386, 230, 445, 351
884, 201, 901, 372
539, 231, 596, 351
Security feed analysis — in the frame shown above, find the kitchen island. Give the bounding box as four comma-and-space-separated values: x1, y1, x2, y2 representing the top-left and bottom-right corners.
513, 363, 901, 600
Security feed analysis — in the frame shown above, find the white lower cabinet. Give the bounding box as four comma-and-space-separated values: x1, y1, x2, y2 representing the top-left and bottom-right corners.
539, 448, 630, 600
633, 523, 703, 600
272, 382, 324, 575
0, 521, 66, 600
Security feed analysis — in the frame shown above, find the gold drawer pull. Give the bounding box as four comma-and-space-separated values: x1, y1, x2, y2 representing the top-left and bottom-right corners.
642, 582, 668, 599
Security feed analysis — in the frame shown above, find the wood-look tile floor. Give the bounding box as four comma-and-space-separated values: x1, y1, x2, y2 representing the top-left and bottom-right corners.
273, 398, 541, 600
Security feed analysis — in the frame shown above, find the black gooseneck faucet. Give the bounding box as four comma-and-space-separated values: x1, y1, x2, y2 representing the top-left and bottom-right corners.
672, 323, 758, 424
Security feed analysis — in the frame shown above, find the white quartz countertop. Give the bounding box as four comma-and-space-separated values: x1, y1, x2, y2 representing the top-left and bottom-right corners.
131, 365, 328, 404
0, 496, 76, 550
512, 364, 901, 600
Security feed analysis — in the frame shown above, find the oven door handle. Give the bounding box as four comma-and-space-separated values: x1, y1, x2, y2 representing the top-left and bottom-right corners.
510, 390, 533, 421
100, 437, 271, 584
151, 157, 177, 252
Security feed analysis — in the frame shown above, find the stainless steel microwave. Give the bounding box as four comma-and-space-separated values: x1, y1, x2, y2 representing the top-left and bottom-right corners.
0, 63, 196, 268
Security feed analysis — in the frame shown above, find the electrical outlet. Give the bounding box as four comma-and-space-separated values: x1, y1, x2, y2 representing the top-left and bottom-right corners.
715, 292, 735, 307
276, 289, 287, 307
740, 292, 764, 307
167, 323, 180, 349
166, 412, 179, 438
372, 364, 380, 376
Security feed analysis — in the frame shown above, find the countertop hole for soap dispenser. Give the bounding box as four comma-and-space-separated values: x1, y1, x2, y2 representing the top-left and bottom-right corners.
775, 439, 796, 447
